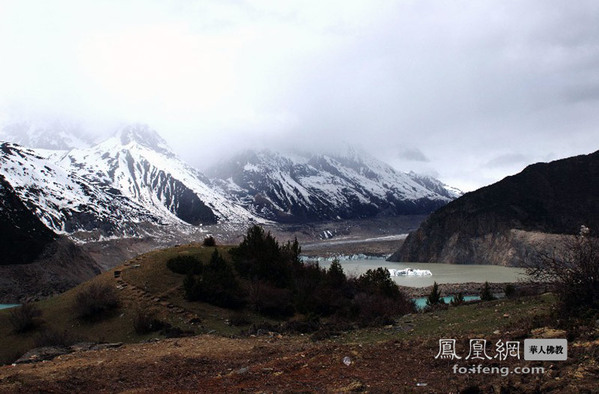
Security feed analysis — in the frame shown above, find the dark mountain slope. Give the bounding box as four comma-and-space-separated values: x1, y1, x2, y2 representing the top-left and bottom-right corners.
0, 238, 102, 303
0, 174, 57, 265
390, 150, 599, 266
0, 175, 102, 302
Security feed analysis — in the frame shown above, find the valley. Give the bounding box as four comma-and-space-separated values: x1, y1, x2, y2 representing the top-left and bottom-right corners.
0, 125, 457, 302
1, 125, 598, 392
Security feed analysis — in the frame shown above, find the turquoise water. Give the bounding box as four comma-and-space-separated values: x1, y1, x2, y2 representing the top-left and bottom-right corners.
0, 304, 20, 310
413, 295, 480, 310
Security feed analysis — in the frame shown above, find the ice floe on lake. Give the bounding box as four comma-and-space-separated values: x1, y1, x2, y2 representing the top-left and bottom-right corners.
388, 268, 432, 276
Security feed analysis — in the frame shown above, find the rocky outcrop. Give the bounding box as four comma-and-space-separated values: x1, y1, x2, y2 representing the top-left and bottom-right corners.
389, 150, 599, 266
14, 342, 123, 364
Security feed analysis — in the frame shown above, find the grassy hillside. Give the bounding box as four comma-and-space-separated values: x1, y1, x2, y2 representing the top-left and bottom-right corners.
0, 243, 271, 364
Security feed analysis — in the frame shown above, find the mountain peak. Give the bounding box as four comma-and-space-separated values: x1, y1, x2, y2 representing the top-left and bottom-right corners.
116, 124, 172, 154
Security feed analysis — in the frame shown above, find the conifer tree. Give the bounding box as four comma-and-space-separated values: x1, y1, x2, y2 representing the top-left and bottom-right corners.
480, 281, 495, 301
426, 281, 443, 306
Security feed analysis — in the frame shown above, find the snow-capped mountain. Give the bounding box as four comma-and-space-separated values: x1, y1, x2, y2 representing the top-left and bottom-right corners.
1, 123, 461, 239
58, 124, 258, 226
0, 141, 163, 235
408, 171, 462, 200
0, 125, 262, 237
208, 148, 461, 223
0, 121, 94, 151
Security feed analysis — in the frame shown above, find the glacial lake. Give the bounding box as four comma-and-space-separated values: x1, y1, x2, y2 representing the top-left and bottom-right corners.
0, 304, 20, 310
315, 258, 527, 288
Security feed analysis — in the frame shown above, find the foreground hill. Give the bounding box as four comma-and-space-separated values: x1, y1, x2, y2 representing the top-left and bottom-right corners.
0, 246, 596, 392
1, 242, 597, 392
4, 312, 598, 393
390, 150, 599, 266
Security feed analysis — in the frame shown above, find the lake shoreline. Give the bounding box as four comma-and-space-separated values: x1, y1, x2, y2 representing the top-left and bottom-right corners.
399, 281, 545, 298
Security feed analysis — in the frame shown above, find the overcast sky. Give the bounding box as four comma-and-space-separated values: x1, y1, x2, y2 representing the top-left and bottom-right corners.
1, 0, 598, 191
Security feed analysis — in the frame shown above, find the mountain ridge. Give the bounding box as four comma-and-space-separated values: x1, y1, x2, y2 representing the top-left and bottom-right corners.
209, 148, 459, 223
389, 150, 599, 266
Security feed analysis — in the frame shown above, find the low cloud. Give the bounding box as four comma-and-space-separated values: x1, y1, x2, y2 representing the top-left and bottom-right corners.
484, 154, 529, 169
398, 148, 430, 163
1, 1, 598, 191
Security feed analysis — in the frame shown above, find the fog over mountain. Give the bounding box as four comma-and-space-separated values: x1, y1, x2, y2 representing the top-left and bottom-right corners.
1, 1, 599, 191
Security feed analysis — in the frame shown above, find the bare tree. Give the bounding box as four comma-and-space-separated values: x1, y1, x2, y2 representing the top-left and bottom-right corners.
526, 225, 599, 317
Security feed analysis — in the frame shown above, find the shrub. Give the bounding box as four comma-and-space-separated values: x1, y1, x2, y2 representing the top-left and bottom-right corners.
284, 317, 321, 334
312, 286, 351, 317
351, 293, 413, 327
480, 281, 495, 301
504, 284, 516, 299
183, 272, 201, 301
161, 326, 195, 338
183, 250, 245, 309
244, 321, 282, 336
526, 226, 599, 318
0, 350, 25, 366
34, 329, 80, 348
202, 236, 216, 247
73, 282, 119, 320
356, 268, 401, 299
9, 303, 43, 333
166, 255, 202, 275
450, 292, 465, 306
348, 268, 415, 325
133, 309, 165, 334
230, 225, 293, 288
229, 313, 251, 327
292, 262, 327, 314
326, 259, 347, 288
247, 281, 294, 317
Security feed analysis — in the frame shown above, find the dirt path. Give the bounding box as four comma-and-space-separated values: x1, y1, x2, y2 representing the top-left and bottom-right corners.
115, 262, 199, 324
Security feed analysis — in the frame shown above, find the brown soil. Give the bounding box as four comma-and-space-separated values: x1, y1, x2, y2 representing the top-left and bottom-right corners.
1, 330, 597, 393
